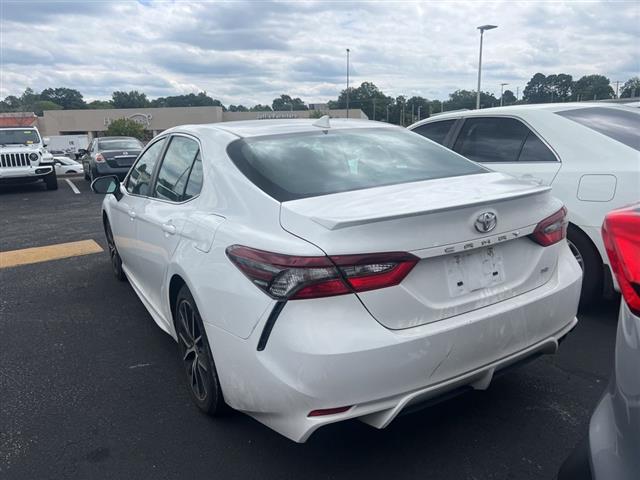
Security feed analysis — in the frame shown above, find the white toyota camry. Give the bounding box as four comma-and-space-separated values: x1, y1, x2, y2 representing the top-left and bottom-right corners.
92, 118, 582, 442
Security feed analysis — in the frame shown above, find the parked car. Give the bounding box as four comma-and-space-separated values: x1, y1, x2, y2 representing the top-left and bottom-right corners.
79, 136, 143, 182
558, 203, 640, 480
0, 126, 57, 190
91, 118, 582, 442
408, 104, 640, 307
53, 156, 82, 175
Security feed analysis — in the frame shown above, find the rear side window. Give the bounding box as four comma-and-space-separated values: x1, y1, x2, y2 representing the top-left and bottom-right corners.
411, 120, 456, 145
518, 132, 557, 162
454, 117, 529, 163
556, 107, 640, 151
227, 127, 486, 201
184, 152, 203, 200
154, 136, 201, 202
126, 138, 166, 196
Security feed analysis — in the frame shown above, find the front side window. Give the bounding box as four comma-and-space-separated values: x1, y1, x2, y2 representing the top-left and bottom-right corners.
556, 107, 640, 151
227, 127, 486, 201
412, 120, 456, 145
126, 138, 166, 196
453, 117, 530, 163
153, 136, 201, 202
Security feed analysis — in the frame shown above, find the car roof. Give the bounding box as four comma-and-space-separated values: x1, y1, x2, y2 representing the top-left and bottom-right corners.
98, 136, 140, 140
169, 118, 398, 139
409, 102, 639, 128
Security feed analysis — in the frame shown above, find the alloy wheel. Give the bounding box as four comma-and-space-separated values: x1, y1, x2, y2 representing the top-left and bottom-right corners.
177, 299, 210, 402
567, 239, 584, 271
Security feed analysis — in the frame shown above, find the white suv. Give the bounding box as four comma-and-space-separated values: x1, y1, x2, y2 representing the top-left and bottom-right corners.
409, 104, 640, 307
0, 126, 58, 190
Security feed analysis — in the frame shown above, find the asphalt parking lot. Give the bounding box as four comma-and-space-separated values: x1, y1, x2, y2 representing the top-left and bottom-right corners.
0, 178, 619, 480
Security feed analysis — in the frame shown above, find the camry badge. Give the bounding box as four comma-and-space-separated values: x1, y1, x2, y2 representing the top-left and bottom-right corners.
475, 212, 497, 233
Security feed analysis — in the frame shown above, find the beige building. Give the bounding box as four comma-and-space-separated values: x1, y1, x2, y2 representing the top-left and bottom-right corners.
37, 106, 367, 139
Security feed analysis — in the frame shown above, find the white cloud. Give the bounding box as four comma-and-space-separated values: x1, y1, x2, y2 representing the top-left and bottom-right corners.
1, 0, 638, 105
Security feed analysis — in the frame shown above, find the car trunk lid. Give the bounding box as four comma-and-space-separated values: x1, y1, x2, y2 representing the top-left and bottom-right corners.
280, 172, 563, 329
101, 149, 140, 168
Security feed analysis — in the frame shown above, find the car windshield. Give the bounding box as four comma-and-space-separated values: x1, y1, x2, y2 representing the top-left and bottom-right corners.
227, 127, 487, 201
556, 107, 640, 151
98, 138, 142, 150
0, 129, 41, 145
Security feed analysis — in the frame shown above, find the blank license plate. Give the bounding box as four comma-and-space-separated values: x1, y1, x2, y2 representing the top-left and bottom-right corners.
446, 246, 505, 297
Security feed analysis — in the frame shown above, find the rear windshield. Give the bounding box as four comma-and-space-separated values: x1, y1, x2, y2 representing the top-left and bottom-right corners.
227, 127, 487, 201
556, 107, 640, 151
98, 138, 142, 151
0, 129, 40, 145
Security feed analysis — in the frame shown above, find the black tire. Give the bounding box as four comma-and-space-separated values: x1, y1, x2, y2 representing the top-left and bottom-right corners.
104, 219, 126, 281
175, 285, 227, 416
44, 169, 58, 190
567, 224, 602, 309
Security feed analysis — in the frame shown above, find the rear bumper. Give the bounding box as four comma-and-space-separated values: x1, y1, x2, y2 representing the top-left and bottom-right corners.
95, 163, 130, 180
209, 243, 583, 442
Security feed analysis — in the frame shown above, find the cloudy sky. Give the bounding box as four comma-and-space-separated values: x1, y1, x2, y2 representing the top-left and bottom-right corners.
1, 0, 638, 106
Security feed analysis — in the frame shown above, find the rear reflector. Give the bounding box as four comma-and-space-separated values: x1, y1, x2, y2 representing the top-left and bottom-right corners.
602, 204, 640, 315
226, 245, 418, 300
308, 406, 352, 417
530, 207, 568, 246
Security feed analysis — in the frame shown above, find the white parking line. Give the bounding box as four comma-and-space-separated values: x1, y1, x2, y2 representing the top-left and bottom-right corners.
65, 178, 80, 194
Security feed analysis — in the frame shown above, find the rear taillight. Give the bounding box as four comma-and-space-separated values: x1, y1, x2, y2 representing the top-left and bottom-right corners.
530, 207, 568, 246
95, 153, 105, 163
602, 205, 640, 315
226, 245, 418, 300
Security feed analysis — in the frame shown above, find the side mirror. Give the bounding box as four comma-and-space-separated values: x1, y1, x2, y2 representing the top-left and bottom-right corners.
77, 149, 87, 156
43, 137, 50, 147
91, 175, 122, 200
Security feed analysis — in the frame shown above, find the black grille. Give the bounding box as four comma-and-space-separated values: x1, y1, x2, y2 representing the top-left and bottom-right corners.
1, 152, 31, 168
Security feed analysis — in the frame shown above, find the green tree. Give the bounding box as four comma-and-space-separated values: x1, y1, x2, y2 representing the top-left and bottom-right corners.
150, 92, 224, 108
40, 87, 86, 109
523, 73, 548, 103
33, 100, 63, 115
572, 75, 614, 101
546, 74, 573, 102
106, 118, 145, 139
87, 100, 114, 109
0, 95, 21, 112
620, 77, 640, 98
329, 81, 392, 121
501, 89, 517, 105
272, 94, 307, 111
111, 90, 150, 109
228, 104, 249, 112
249, 104, 272, 111
17, 88, 41, 112
446, 89, 497, 110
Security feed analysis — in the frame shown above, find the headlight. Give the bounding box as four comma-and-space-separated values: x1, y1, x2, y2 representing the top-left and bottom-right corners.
29, 152, 39, 161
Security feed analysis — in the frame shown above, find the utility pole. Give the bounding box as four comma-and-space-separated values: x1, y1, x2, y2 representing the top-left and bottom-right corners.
346, 48, 350, 119
476, 25, 498, 109
516, 86, 519, 101
417, 105, 422, 121
614, 80, 621, 98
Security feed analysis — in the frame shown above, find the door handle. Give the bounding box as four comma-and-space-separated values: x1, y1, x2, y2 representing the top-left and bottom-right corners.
162, 223, 177, 235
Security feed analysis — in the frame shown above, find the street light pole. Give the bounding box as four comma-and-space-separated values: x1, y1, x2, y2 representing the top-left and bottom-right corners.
500, 82, 509, 106
346, 48, 350, 119
476, 24, 497, 110
417, 105, 421, 121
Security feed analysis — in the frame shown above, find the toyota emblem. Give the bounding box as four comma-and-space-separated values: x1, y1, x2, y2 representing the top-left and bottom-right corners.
475, 212, 497, 233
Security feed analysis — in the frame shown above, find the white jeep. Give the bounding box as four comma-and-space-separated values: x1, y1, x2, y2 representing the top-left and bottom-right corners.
0, 126, 58, 190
